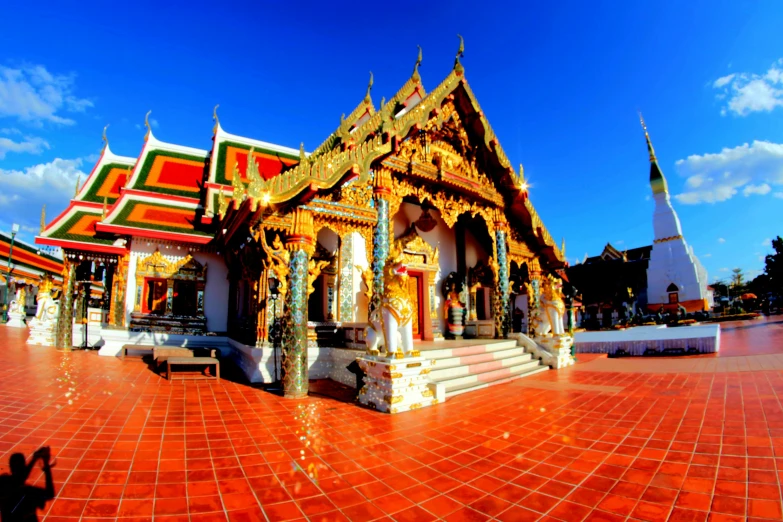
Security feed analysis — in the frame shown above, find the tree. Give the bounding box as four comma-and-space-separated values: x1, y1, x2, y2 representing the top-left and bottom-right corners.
731, 268, 744, 288
765, 236, 783, 297
711, 280, 728, 299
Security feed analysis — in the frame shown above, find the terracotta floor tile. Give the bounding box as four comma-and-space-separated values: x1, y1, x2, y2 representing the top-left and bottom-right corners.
420, 494, 462, 518
748, 498, 783, 519
468, 494, 513, 517
548, 500, 591, 521
597, 494, 637, 516
711, 495, 746, 516
496, 505, 544, 522
392, 505, 437, 522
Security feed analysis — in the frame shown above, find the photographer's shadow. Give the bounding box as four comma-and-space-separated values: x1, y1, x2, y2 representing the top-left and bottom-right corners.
0, 447, 55, 521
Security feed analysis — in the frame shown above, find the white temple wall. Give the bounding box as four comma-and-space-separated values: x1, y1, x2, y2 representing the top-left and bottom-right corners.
393, 202, 457, 333
317, 228, 339, 255
351, 231, 370, 323
124, 238, 229, 332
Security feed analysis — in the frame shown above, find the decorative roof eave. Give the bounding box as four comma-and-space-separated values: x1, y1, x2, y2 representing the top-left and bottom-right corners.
39, 200, 102, 237
125, 126, 209, 191
0, 234, 63, 275
0, 264, 63, 286
101, 189, 199, 225
209, 120, 305, 185
35, 236, 127, 255
311, 69, 425, 159
75, 143, 136, 201
94, 223, 212, 245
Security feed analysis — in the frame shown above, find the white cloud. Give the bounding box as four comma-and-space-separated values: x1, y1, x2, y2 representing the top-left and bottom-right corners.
762, 238, 772, 247
0, 134, 49, 159
743, 183, 771, 196
0, 64, 93, 125
1, 127, 21, 135
0, 157, 88, 237
718, 238, 726, 243
150, 118, 159, 128
615, 240, 624, 245
774, 192, 783, 199
674, 140, 783, 204
703, 253, 712, 257
713, 59, 783, 116
720, 267, 729, 272
713, 74, 735, 88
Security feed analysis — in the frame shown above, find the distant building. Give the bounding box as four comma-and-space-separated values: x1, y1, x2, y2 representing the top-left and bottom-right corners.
1, 231, 64, 316
567, 118, 713, 326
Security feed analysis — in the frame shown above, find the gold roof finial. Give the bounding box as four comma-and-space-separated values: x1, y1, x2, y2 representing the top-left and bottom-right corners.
212, 104, 220, 134
639, 111, 657, 162
365, 71, 373, 102
144, 110, 152, 141
454, 34, 465, 72
40, 204, 46, 234
640, 112, 668, 195
102, 124, 109, 151
413, 45, 423, 80
102, 196, 108, 219
74, 175, 81, 199
561, 237, 566, 258
299, 142, 306, 162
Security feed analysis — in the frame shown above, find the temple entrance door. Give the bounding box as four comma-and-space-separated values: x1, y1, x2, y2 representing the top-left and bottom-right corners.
407, 271, 425, 340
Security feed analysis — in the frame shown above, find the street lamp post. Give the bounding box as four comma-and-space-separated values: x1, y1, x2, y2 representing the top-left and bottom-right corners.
3, 223, 20, 323
266, 277, 282, 393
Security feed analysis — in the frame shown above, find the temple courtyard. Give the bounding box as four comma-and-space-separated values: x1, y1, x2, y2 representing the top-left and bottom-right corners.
2, 318, 783, 522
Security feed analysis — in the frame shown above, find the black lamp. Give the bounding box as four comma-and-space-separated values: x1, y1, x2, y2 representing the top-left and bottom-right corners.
268, 277, 280, 297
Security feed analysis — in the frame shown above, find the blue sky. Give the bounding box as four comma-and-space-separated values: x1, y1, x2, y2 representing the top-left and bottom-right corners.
1, 0, 782, 283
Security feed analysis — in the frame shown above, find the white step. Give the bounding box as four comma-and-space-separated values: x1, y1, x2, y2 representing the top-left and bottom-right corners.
430, 351, 533, 381
429, 345, 528, 371
439, 358, 543, 391
446, 365, 550, 397
423, 339, 518, 360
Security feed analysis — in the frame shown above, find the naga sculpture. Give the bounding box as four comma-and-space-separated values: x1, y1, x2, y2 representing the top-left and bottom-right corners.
260, 234, 290, 301
365, 242, 417, 358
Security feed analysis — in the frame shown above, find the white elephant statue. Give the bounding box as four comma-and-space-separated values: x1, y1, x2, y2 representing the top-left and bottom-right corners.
27, 277, 61, 346
6, 286, 28, 327
364, 244, 417, 358
535, 275, 566, 337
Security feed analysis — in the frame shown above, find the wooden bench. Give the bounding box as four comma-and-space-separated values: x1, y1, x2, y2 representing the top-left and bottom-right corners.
153, 347, 217, 373
121, 344, 154, 359
166, 356, 220, 382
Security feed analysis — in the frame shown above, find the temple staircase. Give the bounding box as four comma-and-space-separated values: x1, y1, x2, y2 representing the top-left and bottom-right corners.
425, 339, 549, 398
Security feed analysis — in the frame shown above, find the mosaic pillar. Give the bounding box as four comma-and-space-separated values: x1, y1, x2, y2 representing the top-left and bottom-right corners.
338, 234, 354, 322
494, 229, 510, 339
55, 259, 76, 351
370, 169, 392, 319
528, 272, 542, 337
281, 208, 315, 399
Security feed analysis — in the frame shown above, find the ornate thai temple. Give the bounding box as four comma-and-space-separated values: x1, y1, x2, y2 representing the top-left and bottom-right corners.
35, 42, 571, 401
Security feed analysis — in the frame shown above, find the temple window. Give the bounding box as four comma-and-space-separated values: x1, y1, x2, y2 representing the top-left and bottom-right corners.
172, 280, 197, 316
144, 279, 167, 315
